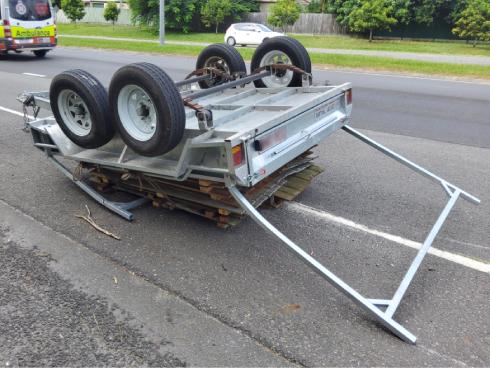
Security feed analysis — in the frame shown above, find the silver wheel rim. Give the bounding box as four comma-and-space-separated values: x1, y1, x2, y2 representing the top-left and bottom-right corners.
117, 84, 157, 142
259, 50, 294, 88
203, 56, 231, 87
57, 90, 92, 137
227, 37, 235, 46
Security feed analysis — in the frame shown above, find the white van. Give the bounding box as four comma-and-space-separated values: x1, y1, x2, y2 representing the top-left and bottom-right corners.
0, 0, 56, 57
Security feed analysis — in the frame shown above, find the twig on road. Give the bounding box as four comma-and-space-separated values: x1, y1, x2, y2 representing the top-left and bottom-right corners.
76, 205, 121, 240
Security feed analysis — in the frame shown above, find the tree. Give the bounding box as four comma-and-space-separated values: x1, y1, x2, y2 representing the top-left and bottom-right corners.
229, 0, 259, 20
390, 0, 411, 26
127, 0, 200, 33
61, 0, 85, 25
305, 0, 328, 13
347, 0, 397, 41
452, 0, 490, 46
104, 2, 120, 28
328, 0, 360, 25
165, 0, 200, 33
329, 0, 458, 32
201, 0, 232, 33
267, 0, 301, 32
410, 0, 447, 26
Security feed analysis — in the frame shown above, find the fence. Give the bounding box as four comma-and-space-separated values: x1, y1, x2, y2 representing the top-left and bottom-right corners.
57, 9, 345, 35
244, 12, 345, 35
56, 8, 132, 25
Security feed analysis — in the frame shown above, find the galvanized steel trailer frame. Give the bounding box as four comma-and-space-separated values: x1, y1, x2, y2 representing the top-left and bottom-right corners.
20, 73, 480, 344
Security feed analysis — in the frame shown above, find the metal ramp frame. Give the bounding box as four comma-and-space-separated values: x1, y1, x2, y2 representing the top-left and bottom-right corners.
49, 156, 150, 221
226, 125, 480, 344
38, 121, 480, 343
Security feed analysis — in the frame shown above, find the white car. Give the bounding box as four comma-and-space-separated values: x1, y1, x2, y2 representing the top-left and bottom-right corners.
224, 23, 284, 47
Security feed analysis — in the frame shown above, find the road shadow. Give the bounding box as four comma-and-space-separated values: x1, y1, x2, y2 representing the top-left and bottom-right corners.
0, 52, 53, 62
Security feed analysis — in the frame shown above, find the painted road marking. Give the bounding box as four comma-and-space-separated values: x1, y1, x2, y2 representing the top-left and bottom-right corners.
22, 72, 46, 78
287, 202, 489, 274
326, 69, 490, 86
0, 106, 34, 120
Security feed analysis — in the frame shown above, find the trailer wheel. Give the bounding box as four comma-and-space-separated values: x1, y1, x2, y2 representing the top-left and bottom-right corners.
251, 36, 311, 88
195, 43, 246, 89
109, 63, 185, 157
50, 70, 115, 149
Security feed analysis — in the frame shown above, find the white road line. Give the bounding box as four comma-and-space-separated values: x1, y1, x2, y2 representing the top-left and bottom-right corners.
22, 72, 46, 78
321, 68, 490, 86
287, 202, 489, 274
0, 105, 34, 119
0, 106, 34, 120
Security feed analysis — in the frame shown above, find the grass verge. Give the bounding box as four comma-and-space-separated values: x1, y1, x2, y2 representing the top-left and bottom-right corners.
58, 23, 490, 57
58, 37, 490, 80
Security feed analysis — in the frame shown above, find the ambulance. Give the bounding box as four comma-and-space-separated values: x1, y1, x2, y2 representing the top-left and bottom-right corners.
0, 0, 56, 57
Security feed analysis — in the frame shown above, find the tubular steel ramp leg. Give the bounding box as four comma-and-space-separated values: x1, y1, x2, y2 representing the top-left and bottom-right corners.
49, 156, 149, 221
226, 125, 480, 344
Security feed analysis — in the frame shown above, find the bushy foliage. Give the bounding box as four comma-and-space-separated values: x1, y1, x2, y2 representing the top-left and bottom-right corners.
410, 0, 448, 25
268, 0, 301, 32
329, 0, 454, 26
327, 0, 359, 24
201, 0, 232, 33
231, 0, 260, 18
61, 0, 85, 24
348, 0, 397, 40
452, 0, 490, 46
127, 0, 200, 33
127, 0, 257, 33
390, 0, 411, 26
305, 0, 327, 13
103, 2, 120, 26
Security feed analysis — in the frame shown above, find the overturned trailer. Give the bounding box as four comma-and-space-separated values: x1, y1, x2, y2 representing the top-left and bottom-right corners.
19, 37, 480, 344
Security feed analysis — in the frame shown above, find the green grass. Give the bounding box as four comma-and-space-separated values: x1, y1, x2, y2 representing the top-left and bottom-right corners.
59, 24, 224, 43
58, 37, 490, 79
58, 23, 490, 57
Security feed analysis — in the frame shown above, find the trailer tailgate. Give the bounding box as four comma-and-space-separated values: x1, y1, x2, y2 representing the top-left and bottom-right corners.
240, 87, 351, 186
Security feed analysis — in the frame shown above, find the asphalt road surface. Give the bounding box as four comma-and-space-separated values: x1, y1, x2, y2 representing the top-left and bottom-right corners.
0, 47, 489, 367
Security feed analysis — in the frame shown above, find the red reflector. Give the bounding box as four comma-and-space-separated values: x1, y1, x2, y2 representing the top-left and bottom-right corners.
346, 89, 353, 105
232, 145, 244, 166
4, 23, 11, 38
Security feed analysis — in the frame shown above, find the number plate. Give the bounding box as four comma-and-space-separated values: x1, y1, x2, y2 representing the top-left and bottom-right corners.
15, 38, 34, 45
34, 37, 51, 44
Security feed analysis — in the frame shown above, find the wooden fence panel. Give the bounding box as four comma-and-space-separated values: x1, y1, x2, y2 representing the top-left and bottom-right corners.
56, 8, 132, 25
244, 13, 346, 35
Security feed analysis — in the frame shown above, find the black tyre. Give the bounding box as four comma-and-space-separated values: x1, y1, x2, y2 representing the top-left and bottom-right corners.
226, 36, 236, 46
33, 49, 48, 58
195, 43, 246, 89
251, 36, 311, 88
109, 62, 185, 157
50, 70, 115, 149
